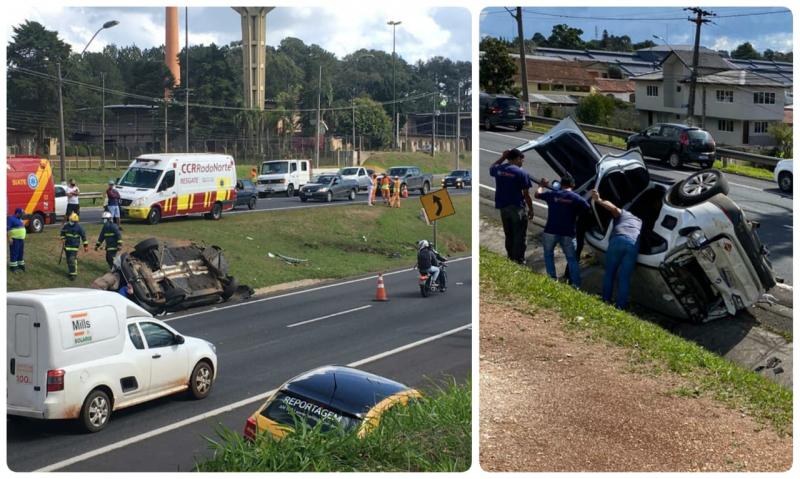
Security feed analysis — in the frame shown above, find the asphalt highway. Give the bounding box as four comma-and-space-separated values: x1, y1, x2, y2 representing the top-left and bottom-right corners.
47, 187, 471, 226
479, 128, 793, 284
7, 258, 472, 472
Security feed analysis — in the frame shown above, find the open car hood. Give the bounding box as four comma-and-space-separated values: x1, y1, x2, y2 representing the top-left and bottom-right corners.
515, 116, 603, 194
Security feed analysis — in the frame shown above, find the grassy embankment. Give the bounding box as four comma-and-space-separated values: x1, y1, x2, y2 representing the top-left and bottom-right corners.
362, 151, 471, 174
7, 195, 470, 292
481, 248, 792, 435
525, 120, 776, 181
196, 380, 471, 472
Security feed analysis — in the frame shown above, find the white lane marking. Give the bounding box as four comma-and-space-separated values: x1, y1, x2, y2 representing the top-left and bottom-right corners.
485, 131, 533, 142
478, 184, 547, 209
480, 147, 503, 155
163, 256, 472, 323
35, 323, 472, 473
286, 305, 372, 328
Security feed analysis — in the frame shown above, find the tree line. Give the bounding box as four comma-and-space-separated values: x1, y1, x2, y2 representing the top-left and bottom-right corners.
7, 20, 471, 152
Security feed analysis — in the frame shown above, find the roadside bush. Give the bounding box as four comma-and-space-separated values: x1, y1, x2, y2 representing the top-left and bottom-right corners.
575, 94, 616, 126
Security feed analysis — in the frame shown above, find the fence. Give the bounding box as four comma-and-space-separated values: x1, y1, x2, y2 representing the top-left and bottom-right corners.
527, 115, 783, 168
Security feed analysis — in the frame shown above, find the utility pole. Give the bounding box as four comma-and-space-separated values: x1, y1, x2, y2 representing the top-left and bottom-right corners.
351, 90, 356, 164
686, 7, 714, 126
387, 20, 401, 149
455, 81, 461, 170
315, 64, 322, 168
164, 100, 169, 153
185, 6, 189, 152
508, 7, 529, 113
431, 77, 436, 157
101, 72, 106, 169
57, 63, 66, 182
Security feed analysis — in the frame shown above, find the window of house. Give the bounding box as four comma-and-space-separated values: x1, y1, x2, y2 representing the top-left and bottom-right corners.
753, 121, 770, 134
718, 119, 735, 132
715, 90, 734, 103
538, 83, 551, 91
646, 85, 659, 97
753, 92, 776, 104
552, 84, 565, 91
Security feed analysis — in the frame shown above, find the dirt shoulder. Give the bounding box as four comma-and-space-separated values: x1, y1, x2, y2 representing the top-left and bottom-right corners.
479, 299, 792, 472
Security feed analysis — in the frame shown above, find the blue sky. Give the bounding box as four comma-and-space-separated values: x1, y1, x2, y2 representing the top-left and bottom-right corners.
480, 7, 792, 53
6, 5, 471, 63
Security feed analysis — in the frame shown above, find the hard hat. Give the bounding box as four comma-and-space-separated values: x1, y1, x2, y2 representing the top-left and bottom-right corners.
417, 239, 429, 251
102, 211, 112, 220
69, 212, 79, 222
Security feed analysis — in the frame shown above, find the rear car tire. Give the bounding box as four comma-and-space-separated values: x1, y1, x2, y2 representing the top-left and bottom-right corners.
483, 118, 492, 131
28, 213, 45, 234
674, 169, 729, 206
146, 206, 161, 225
189, 361, 214, 400
667, 152, 682, 169
210, 202, 223, 220
778, 171, 792, 193
80, 389, 111, 433
247, 197, 256, 210
134, 238, 160, 254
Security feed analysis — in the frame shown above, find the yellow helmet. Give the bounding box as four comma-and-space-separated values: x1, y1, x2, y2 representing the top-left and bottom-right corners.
69, 213, 79, 222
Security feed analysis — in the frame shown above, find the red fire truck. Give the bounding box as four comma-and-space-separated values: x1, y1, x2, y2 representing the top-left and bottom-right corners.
6, 156, 57, 233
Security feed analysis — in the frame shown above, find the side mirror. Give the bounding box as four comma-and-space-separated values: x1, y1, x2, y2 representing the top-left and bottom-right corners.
175, 334, 185, 345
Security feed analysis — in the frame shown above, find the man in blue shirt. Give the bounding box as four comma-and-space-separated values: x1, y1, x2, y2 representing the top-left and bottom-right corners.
489, 149, 534, 264
592, 189, 643, 309
535, 175, 590, 287
7, 208, 26, 273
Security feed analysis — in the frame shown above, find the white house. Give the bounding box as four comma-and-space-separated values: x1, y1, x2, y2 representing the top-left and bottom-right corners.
632, 49, 787, 146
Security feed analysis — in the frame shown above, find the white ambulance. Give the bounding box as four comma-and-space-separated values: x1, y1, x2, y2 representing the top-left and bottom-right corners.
7, 288, 218, 432
116, 153, 237, 224
256, 159, 312, 197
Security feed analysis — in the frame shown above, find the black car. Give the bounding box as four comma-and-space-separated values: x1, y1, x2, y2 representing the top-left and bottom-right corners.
234, 179, 258, 210
480, 93, 525, 131
441, 170, 471, 188
626, 123, 716, 169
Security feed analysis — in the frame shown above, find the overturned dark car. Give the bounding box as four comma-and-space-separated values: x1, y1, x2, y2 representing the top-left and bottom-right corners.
93, 238, 251, 315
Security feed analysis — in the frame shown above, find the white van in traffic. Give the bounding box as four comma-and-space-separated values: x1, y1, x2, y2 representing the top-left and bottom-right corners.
7, 288, 218, 432
257, 159, 311, 197
117, 153, 237, 224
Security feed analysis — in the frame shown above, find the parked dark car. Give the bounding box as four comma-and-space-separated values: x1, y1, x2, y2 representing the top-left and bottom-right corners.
480, 93, 525, 131
441, 170, 471, 188
299, 174, 358, 202
234, 179, 258, 210
626, 123, 716, 169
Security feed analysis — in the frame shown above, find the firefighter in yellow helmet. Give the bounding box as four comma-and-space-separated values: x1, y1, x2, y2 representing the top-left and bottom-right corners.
59, 212, 88, 280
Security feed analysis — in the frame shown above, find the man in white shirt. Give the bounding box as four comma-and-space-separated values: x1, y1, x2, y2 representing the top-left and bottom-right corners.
64, 178, 80, 223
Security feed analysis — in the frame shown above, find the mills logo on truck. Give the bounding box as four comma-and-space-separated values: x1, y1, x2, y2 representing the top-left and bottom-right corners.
6, 156, 56, 233
116, 153, 237, 225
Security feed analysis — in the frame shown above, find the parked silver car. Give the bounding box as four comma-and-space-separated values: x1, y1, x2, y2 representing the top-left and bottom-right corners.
517, 117, 777, 322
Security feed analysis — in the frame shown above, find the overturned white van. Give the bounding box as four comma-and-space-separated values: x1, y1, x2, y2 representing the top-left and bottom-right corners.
7, 288, 218, 432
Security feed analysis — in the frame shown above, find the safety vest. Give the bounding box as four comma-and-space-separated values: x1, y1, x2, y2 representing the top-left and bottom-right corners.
60, 222, 87, 251
381, 177, 390, 190
7, 216, 26, 240
393, 178, 401, 195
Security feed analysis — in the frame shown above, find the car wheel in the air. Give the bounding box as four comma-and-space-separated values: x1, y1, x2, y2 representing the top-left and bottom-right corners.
673, 169, 729, 206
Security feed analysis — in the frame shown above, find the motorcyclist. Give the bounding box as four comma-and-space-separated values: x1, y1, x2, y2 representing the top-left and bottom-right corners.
416, 239, 447, 292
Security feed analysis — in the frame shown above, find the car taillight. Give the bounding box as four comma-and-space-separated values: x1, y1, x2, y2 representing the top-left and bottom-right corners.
244, 416, 257, 441
519, 106, 525, 114
489, 107, 501, 114
679, 132, 689, 146
46, 369, 65, 392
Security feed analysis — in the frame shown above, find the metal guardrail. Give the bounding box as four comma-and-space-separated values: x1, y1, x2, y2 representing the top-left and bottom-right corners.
526, 115, 783, 168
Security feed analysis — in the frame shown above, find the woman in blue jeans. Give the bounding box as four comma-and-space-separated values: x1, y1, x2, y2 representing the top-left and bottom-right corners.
591, 190, 643, 309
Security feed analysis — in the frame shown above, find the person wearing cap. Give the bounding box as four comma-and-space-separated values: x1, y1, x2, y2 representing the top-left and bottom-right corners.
95, 211, 123, 270
105, 180, 122, 229
535, 174, 590, 288
7, 208, 27, 273
59, 212, 88, 280
489, 148, 534, 264
591, 189, 643, 310
64, 178, 80, 223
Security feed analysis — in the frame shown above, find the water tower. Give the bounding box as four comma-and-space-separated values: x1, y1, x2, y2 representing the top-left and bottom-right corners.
232, 7, 274, 110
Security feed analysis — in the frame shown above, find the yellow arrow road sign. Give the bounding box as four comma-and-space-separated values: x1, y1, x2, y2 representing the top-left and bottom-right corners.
420, 188, 455, 222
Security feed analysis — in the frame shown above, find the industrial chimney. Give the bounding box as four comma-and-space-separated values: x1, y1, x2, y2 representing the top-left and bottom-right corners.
165, 6, 181, 98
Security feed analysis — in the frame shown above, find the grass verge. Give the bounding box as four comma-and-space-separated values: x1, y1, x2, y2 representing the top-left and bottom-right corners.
524, 121, 628, 149
196, 380, 471, 472
363, 151, 470, 174
7, 196, 470, 292
712, 160, 775, 181
481, 248, 792, 435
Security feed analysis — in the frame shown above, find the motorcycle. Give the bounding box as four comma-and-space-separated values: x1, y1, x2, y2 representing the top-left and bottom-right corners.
419, 261, 447, 297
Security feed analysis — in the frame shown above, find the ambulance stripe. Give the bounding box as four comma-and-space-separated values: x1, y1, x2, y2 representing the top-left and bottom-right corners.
23, 161, 52, 215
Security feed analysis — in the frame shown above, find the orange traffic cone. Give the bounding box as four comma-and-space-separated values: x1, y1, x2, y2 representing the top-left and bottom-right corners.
374, 273, 389, 301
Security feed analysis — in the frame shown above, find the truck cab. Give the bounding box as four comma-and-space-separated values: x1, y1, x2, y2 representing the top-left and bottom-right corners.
257, 159, 312, 197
